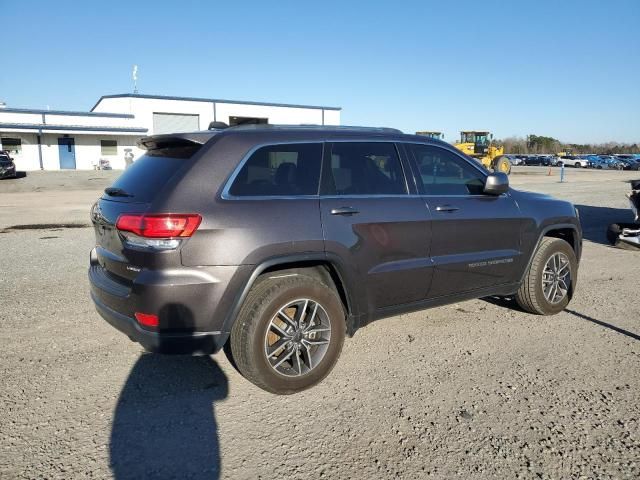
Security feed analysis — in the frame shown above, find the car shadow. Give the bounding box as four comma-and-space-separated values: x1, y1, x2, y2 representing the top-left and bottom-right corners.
565, 309, 640, 342
482, 295, 523, 311
109, 354, 229, 479
0, 171, 27, 180
575, 204, 634, 245
481, 298, 640, 342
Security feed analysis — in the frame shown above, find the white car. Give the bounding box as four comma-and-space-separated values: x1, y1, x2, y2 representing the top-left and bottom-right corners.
558, 156, 590, 168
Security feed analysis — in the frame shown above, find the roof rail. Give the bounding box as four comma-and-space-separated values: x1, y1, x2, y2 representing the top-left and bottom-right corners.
217, 124, 403, 134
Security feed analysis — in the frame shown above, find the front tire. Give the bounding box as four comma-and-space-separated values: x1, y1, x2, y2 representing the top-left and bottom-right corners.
516, 237, 577, 315
493, 156, 512, 175
229, 273, 345, 394
574, 162, 581, 168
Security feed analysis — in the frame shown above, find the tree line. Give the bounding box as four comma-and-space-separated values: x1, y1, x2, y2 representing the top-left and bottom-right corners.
496, 134, 639, 155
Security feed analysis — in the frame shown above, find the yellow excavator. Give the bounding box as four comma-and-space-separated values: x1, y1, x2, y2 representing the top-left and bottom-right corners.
454, 131, 511, 174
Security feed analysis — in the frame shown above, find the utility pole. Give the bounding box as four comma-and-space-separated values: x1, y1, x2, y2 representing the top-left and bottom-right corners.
132, 65, 138, 94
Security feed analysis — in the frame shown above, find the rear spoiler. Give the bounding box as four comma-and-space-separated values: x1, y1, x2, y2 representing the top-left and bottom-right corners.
137, 132, 218, 151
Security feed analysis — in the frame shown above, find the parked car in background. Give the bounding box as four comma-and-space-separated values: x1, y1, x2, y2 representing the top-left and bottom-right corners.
0, 152, 16, 179
583, 155, 604, 169
523, 155, 552, 166
617, 158, 640, 171
558, 155, 591, 168
616, 155, 637, 163
596, 155, 623, 170
505, 154, 523, 166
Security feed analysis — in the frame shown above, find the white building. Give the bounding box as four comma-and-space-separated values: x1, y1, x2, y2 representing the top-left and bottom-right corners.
0, 94, 341, 171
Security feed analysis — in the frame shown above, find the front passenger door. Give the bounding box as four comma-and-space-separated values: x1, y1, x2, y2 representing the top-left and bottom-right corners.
405, 144, 523, 298
320, 142, 433, 311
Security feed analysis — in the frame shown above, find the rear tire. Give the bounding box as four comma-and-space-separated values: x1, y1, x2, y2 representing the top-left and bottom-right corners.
607, 223, 622, 245
516, 237, 577, 315
574, 162, 581, 168
229, 273, 345, 394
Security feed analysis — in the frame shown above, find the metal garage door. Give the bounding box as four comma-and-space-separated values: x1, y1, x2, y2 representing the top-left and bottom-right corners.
152, 113, 200, 134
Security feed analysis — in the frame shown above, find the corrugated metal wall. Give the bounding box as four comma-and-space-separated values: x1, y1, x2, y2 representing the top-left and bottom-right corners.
152, 113, 199, 134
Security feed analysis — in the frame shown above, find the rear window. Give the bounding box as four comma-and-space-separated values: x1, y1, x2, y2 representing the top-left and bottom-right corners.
228, 143, 322, 196
105, 153, 191, 203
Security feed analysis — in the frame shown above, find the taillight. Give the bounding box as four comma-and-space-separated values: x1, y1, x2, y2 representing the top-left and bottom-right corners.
116, 214, 201, 250
134, 312, 159, 328
116, 214, 201, 238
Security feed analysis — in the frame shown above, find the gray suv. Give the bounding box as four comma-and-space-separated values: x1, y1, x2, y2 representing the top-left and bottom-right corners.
89, 125, 582, 394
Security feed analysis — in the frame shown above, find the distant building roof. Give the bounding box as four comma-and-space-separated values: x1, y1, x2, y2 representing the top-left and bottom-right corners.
0, 107, 133, 118
0, 123, 147, 133
91, 93, 342, 112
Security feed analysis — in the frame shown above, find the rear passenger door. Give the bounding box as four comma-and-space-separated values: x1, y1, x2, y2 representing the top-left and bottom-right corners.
405, 144, 523, 298
320, 142, 433, 311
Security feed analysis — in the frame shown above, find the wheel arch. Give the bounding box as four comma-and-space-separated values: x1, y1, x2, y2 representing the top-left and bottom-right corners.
519, 224, 581, 284
221, 253, 360, 337
543, 227, 579, 254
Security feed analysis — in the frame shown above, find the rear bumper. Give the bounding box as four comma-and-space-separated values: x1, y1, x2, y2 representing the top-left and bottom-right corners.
91, 291, 228, 354
88, 248, 247, 354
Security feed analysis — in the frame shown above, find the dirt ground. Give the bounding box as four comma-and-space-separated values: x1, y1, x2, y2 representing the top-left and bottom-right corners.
1, 167, 639, 479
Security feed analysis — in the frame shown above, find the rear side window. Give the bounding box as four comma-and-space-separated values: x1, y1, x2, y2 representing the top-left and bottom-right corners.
323, 142, 407, 195
229, 143, 322, 196
407, 144, 485, 195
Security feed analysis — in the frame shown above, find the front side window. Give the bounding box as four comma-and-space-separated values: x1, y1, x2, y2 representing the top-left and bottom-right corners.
407, 144, 486, 195
100, 140, 118, 156
229, 143, 322, 196
323, 142, 406, 195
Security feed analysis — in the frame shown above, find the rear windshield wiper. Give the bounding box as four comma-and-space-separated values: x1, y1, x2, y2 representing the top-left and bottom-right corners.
104, 187, 134, 198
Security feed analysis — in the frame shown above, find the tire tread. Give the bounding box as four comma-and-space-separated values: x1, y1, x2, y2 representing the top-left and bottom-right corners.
229, 274, 344, 394
516, 237, 574, 315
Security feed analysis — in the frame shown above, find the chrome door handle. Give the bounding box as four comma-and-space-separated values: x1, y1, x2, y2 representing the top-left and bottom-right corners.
435, 205, 459, 212
331, 206, 360, 216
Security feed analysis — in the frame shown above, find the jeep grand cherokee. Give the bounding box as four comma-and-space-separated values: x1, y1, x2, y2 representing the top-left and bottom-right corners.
89, 125, 582, 394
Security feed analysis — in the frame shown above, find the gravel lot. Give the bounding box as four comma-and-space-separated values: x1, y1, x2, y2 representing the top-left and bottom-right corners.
1, 167, 639, 479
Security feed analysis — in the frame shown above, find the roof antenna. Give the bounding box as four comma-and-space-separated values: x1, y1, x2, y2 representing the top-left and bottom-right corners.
132, 64, 139, 94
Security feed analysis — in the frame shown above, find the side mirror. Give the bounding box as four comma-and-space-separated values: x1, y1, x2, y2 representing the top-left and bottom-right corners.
484, 172, 509, 195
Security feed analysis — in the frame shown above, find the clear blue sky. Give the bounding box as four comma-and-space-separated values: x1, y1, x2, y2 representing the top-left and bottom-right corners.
2, 0, 639, 143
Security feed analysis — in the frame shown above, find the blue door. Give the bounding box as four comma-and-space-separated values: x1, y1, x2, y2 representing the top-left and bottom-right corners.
58, 137, 76, 169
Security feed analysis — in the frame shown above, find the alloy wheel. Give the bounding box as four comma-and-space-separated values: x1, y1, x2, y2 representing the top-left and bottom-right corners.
542, 252, 571, 304
264, 299, 331, 377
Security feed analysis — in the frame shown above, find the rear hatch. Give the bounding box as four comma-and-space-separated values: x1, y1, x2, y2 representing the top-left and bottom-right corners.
90, 134, 211, 284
